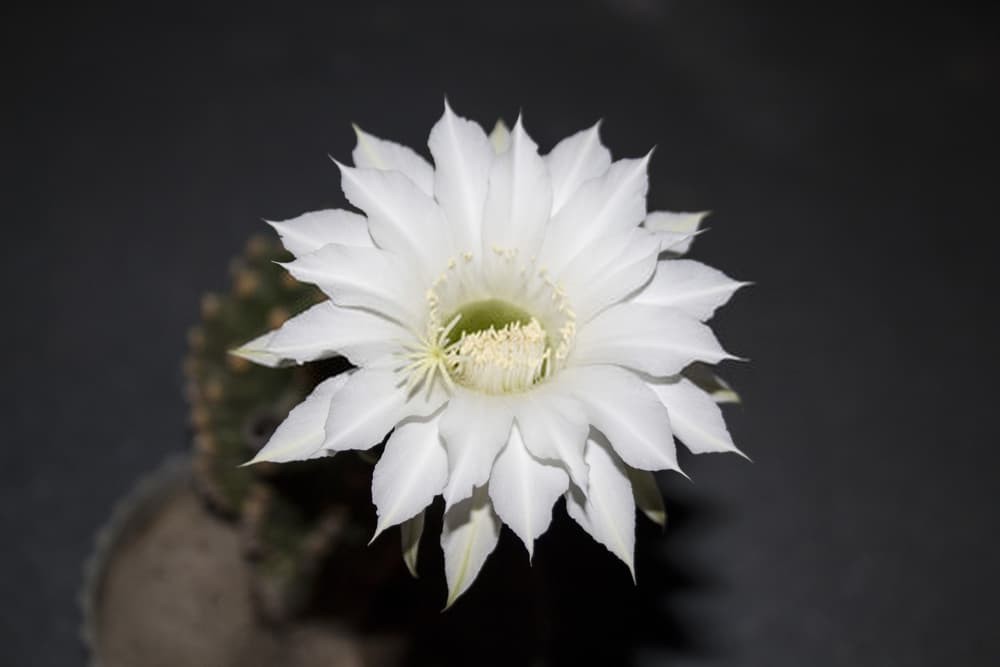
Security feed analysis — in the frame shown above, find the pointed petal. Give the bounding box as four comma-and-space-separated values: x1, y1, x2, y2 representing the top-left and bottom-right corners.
644, 211, 709, 256
438, 390, 513, 509
246, 373, 350, 464
228, 330, 285, 367
488, 425, 569, 558
323, 367, 444, 453
489, 120, 511, 154
441, 485, 500, 608
401, 511, 425, 577
544, 122, 611, 215
481, 117, 553, 258
351, 125, 435, 196
428, 101, 494, 253
560, 365, 680, 472
566, 229, 661, 323
574, 303, 731, 377
513, 389, 589, 491
372, 414, 448, 538
565, 436, 636, 578
632, 259, 747, 321
232, 301, 409, 368
628, 468, 666, 528
541, 155, 649, 275
683, 362, 741, 404
649, 377, 743, 456
267, 209, 373, 258
337, 163, 452, 280
282, 244, 424, 328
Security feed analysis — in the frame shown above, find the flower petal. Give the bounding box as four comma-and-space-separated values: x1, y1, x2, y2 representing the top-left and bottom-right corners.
573, 303, 731, 377
401, 511, 425, 577
323, 367, 444, 453
482, 116, 552, 260
336, 163, 452, 281
566, 229, 661, 323
565, 436, 636, 578
428, 101, 493, 254
267, 209, 373, 257
648, 377, 744, 456
351, 125, 435, 196
513, 389, 589, 491
544, 121, 611, 215
372, 413, 448, 539
438, 390, 513, 509
232, 301, 409, 368
488, 120, 511, 154
245, 373, 350, 464
628, 468, 666, 528
684, 362, 741, 404
488, 425, 569, 559
644, 210, 709, 256
441, 485, 500, 608
560, 365, 680, 472
632, 259, 747, 321
282, 244, 424, 328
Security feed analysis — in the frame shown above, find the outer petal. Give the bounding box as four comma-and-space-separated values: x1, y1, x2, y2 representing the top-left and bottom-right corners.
351, 125, 435, 196
560, 365, 680, 472
322, 367, 444, 453
438, 390, 513, 509
267, 209, 373, 257
482, 117, 552, 259
632, 259, 748, 321
628, 468, 666, 528
513, 389, 589, 491
644, 210, 709, 255
336, 163, 452, 281
684, 362, 741, 404
544, 121, 611, 215
282, 244, 424, 328
488, 120, 511, 154
428, 101, 494, 254
372, 414, 448, 539
573, 303, 732, 377
488, 425, 569, 559
541, 155, 650, 275
232, 301, 409, 368
648, 377, 744, 456
565, 436, 636, 578
245, 373, 350, 465
401, 511, 425, 577
441, 485, 500, 608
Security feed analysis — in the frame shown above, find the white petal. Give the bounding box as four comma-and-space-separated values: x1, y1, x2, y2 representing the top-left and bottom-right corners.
336, 163, 452, 281
438, 390, 513, 509
401, 511, 425, 577
567, 229, 661, 323
632, 259, 747, 321
544, 122, 611, 215
644, 210, 709, 256
246, 373, 350, 464
540, 155, 650, 275
267, 209, 373, 257
441, 485, 500, 608
565, 436, 636, 578
232, 301, 409, 368
282, 244, 424, 328
573, 303, 731, 377
513, 389, 590, 491
628, 468, 666, 528
351, 125, 435, 196
488, 120, 511, 154
372, 414, 448, 539
560, 365, 680, 472
428, 101, 494, 254
323, 367, 444, 453
488, 425, 568, 558
482, 117, 552, 258
649, 377, 744, 456
228, 330, 284, 367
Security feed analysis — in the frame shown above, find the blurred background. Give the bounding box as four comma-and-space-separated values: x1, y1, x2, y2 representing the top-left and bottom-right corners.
3, 1, 999, 665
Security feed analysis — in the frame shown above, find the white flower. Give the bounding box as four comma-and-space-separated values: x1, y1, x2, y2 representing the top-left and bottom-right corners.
234, 102, 748, 606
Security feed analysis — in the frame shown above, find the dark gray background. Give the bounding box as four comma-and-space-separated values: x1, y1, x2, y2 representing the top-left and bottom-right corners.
3, 1, 999, 665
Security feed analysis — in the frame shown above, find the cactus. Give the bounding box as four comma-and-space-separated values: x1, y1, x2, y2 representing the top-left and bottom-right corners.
183, 236, 388, 622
